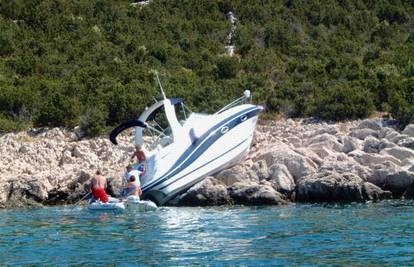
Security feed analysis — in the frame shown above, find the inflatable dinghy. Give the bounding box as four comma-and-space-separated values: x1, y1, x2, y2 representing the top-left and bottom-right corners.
125, 196, 158, 212
87, 196, 157, 212
88, 199, 125, 212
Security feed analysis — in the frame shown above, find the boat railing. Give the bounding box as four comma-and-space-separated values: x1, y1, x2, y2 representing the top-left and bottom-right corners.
215, 90, 252, 114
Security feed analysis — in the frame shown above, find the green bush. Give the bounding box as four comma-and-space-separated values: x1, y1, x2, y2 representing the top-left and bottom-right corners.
0, 0, 413, 132
79, 106, 108, 137
312, 84, 375, 120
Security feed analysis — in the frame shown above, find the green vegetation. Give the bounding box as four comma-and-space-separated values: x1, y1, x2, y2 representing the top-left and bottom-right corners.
0, 0, 414, 135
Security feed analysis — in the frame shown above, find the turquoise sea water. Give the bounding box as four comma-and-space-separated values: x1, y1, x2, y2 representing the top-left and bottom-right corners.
1, 200, 413, 266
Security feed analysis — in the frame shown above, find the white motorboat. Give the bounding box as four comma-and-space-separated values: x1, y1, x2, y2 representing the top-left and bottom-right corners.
110, 77, 263, 205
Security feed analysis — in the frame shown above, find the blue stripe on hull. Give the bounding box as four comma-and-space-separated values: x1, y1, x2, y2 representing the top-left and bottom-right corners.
145, 137, 249, 204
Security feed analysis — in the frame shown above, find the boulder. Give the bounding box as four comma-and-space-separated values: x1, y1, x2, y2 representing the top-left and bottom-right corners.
362, 182, 392, 201
384, 131, 401, 142
397, 137, 414, 150
402, 124, 414, 137
307, 133, 343, 152
296, 172, 365, 202
287, 136, 302, 147
353, 152, 401, 167
402, 182, 414, 199
320, 156, 373, 181
384, 170, 414, 197
228, 182, 287, 205
378, 139, 396, 150
342, 136, 362, 153
390, 134, 410, 144
401, 158, 414, 168
215, 165, 251, 186
179, 177, 232, 206
357, 119, 382, 131
251, 160, 269, 180
309, 146, 334, 160
381, 147, 414, 161
362, 136, 381, 153
350, 128, 379, 140
311, 125, 338, 136
256, 142, 317, 181
268, 164, 295, 195
368, 162, 400, 188
293, 148, 323, 165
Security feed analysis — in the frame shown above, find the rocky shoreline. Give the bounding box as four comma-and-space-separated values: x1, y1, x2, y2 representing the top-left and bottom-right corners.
1, 117, 414, 209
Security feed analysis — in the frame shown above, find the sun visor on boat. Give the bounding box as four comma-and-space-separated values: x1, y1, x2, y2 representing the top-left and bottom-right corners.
109, 119, 147, 145
146, 98, 182, 121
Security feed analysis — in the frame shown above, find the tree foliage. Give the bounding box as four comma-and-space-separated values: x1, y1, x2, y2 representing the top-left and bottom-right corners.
0, 0, 414, 135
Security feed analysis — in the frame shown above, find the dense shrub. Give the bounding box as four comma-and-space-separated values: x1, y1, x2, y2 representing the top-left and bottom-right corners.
312, 84, 375, 120
0, 0, 414, 136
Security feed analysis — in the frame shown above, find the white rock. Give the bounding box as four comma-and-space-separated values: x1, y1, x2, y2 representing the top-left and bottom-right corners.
402, 124, 414, 137
357, 119, 382, 131
350, 128, 379, 140
342, 136, 362, 153
363, 136, 381, 153
355, 152, 401, 167
268, 164, 295, 194
307, 133, 343, 152
256, 142, 317, 181
381, 147, 414, 161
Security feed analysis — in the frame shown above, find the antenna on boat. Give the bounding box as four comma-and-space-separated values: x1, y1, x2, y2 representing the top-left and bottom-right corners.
155, 73, 167, 100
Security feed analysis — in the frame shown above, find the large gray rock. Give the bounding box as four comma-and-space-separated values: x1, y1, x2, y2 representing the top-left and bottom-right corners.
357, 119, 382, 131
350, 129, 379, 140
215, 165, 246, 186
296, 172, 364, 202
397, 137, 414, 150
353, 152, 401, 167
320, 156, 373, 181
378, 139, 396, 150
296, 171, 390, 202
293, 147, 323, 166
268, 164, 295, 195
307, 133, 343, 152
362, 182, 392, 201
384, 170, 414, 197
381, 147, 414, 161
402, 124, 414, 137
228, 182, 287, 205
256, 142, 317, 181
342, 136, 362, 153
362, 136, 381, 153
384, 130, 401, 143
369, 162, 414, 197
252, 160, 269, 180
179, 177, 232, 206
403, 182, 414, 199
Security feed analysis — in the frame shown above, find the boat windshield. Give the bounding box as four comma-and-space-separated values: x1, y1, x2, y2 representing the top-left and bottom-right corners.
142, 102, 191, 151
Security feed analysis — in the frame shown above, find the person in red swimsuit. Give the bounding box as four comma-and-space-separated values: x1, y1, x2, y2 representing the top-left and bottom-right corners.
91, 170, 109, 203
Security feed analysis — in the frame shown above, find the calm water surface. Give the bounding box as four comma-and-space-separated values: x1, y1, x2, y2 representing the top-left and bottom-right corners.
1, 200, 413, 266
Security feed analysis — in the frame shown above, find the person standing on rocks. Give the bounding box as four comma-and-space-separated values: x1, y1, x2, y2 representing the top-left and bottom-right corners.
91, 170, 109, 203
130, 144, 147, 176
